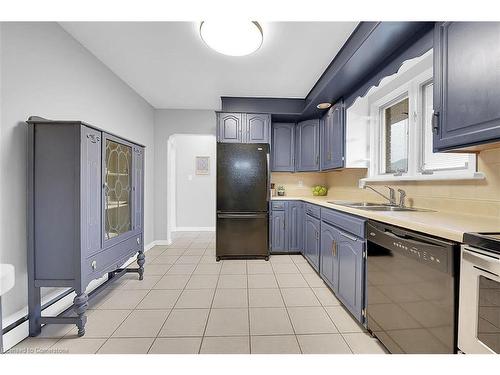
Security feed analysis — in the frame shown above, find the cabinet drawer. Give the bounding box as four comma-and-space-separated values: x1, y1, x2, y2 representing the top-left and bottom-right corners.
305, 203, 321, 219
85, 235, 141, 277
271, 201, 286, 210
321, 207, 365, 239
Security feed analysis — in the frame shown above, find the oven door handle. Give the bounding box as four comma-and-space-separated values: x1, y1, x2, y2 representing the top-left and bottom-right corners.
463, 248, 500, 277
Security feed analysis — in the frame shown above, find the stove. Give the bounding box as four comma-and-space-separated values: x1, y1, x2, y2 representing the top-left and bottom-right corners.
463, 232, 500, 254
459, 232, 500, 354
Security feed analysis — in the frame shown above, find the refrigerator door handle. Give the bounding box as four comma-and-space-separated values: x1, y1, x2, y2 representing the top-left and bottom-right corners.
218, 213, 268, 219
266, 152, 270, 203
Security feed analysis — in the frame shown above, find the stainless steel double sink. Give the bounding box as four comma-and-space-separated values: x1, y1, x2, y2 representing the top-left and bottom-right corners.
328, 201, 433, 212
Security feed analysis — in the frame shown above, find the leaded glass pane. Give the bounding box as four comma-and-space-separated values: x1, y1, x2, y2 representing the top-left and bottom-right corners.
105, 139, 132, 239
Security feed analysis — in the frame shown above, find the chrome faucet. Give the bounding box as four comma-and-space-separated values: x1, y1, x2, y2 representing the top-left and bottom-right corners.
363, 185, 397, 206
398, 189, 407, 208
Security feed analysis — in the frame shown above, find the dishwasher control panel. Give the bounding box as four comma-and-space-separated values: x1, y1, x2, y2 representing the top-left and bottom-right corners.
367, 221, 456, 274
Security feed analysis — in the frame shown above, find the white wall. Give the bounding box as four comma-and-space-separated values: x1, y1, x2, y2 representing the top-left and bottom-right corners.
0, 23, 155, 329
154, 109, 216, 241
172, 134, 216, 230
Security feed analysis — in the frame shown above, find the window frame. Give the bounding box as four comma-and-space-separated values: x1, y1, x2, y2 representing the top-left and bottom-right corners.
367, 67, 477, 182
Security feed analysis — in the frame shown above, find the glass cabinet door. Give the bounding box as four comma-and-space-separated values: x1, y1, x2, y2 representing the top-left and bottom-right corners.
104, 138, 132, 240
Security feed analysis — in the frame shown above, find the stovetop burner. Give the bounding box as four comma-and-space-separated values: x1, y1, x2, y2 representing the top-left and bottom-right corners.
463, 232, 500, 254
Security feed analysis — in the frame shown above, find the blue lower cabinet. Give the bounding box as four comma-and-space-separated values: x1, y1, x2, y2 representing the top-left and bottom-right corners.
320, 206, 366, 323
287, 201, 303, 252
304, 214, 320, 271
271, 210, 286, 253
335, 230, 365, 322
320, 221, 338, 291
271, 200, 304, 254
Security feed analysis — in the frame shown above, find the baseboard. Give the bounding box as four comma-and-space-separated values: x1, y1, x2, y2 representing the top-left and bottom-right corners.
174, 227, 215, 232
2, 241, 157, 352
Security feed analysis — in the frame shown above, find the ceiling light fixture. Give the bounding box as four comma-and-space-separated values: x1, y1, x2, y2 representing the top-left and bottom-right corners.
316, 102, 332, 110
199, 21, 263, 57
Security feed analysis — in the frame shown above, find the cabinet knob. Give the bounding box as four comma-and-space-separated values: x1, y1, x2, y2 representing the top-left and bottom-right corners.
91, 260, 97, 271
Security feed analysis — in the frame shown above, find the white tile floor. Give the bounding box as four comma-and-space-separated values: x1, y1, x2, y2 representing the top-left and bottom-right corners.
9, 231, 387, 354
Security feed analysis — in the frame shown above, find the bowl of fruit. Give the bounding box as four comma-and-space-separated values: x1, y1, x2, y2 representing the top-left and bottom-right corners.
312, 185, 328, 196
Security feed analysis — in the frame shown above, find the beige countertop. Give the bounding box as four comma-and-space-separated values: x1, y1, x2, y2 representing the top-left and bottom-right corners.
271, 196, 500, 243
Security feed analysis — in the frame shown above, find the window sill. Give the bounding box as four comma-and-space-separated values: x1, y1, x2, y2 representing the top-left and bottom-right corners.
359, 171, 485, 186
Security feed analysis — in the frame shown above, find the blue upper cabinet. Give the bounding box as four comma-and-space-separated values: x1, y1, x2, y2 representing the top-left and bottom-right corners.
271, 123, 295, 172
321, 101, 345, 170
217, 112, 271, 144
296, 119, 320, 171
217, 112, 243, 143
246, 113, 271, 143
433, 22, 500, 152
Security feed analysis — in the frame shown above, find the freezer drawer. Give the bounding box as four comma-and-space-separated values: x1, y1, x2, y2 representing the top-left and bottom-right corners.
216, 213, 269, 259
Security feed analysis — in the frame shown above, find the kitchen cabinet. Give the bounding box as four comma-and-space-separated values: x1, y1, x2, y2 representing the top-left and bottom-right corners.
246, 113, 271, 143
304, 213, 320, 271
270, 200, 303, 253
320, 221, 338, 290
433, 22, 500, 152
271, 123, 295, 171
217, 112, 270, 144
271, 210, 287, 252
321, 101, 345, 170
295, 119, 320, 171
27, 117, 145, 337
320, 207, 366, 323
287, 201, 304, 252
217, 112, 244, 143
335, 229, 364, 322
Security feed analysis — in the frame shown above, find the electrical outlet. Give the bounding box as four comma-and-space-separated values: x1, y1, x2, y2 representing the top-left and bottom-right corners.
298, 180, 303, 187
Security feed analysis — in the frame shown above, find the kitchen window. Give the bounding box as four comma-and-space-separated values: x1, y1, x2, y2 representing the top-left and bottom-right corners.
367, 65, 478, 182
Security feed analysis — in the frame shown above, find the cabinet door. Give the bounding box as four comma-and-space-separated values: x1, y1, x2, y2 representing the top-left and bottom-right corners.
304, 215, 320, 271
321, 102, 345, 170
296, 119, 320, 171
102, 134, 134, 246
81, 126, 102, 258
433, 22, 500, 151
320, 222, 338, 291
271, 210, 287, 253
271, 123, 295, 171
133, 146, 144, 234
336, 231, 364, 322
246, 113, 270, 143
217, 113, 243, 143
287, 201, 303, 252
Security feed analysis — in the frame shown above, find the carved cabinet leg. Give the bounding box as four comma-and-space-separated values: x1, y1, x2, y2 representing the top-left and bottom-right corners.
137, 250, 145, 280
73, 293, 88, 337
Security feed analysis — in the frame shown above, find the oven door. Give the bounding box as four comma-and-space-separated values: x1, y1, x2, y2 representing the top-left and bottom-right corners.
459, 246, 500, 354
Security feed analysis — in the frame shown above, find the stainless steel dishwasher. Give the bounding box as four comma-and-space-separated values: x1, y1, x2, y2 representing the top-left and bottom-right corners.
366, 221, 460, 354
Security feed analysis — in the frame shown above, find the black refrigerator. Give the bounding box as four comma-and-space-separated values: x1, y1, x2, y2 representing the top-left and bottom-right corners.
216, 143, 270, 260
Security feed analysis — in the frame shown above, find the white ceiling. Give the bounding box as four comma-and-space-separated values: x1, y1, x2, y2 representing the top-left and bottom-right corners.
61, 22, 358, 110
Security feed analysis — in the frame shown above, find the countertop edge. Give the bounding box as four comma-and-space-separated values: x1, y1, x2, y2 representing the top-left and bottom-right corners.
271, 196, 500, 243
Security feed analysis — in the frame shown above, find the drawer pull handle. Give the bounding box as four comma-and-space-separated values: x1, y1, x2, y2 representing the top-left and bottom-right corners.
339, 231, 357, 242
91, 260, 97, 271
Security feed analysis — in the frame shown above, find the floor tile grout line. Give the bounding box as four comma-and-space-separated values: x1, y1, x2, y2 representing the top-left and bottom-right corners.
151, 252, 200, 351
197, 257, 223, 354
270, 255, 303, 354
149, 233, 206, 353
246, 260, 251, 354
